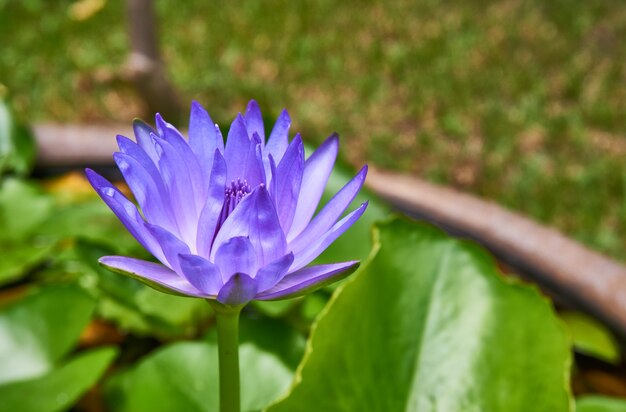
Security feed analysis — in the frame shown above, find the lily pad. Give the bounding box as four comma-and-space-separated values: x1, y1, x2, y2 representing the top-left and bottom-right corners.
268, 217, 572, 411
106, 317, 305, 412
0, 284, 116, 412
0, 178, 53, 241
0, 347, 116, 412
0, 284, 95, 383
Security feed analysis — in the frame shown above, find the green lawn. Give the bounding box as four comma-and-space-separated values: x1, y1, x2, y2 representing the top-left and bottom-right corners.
2, 0, 625, 260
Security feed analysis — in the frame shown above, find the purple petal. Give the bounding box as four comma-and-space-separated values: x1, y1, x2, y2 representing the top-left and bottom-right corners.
267, 154, 278, 200
196, 150, 227, 258
146, 224, 191, 273
189, 101, 222, 187
271, 134, 304, 233
155, 114, 205, 210
289, 165, 367, 254
255, 253, 294, 292
287, 134, 339, 240
243, 133, 265, 187
224, 114, 251, 183
217, 273, 258, 305
117, 134, 162, 183
153, 135, 199, 245
291, 201, 368, 271
85, 169, 165, 263
99, 256, 203, 297
214, 236, 258, 283
244, 100, 265, 143
113, 152, 178, 234
211, 186, 287, 266
265, 109, 291, 163
133, 119, 159, 164
178, 254, 223, 295
256, 261, 359, 301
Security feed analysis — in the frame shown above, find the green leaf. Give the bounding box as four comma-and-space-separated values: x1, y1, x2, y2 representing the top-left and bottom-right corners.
268, 217, 572, 412
0, 99, 36, 177
560, 311, 621, 364
0, 178, 57, 285
0, 240, 56, 287
252, 299, 298, 318
76, 241, 211, 338
577, 396, 626, 412
38, 200, 140, 254
0, 178, 53, 240
107, 317, 305, 412
0, 347, 117, 412
0, 284, 96, 384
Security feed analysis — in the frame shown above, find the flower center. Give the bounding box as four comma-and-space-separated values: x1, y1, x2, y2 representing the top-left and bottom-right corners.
218, 178, 251, 227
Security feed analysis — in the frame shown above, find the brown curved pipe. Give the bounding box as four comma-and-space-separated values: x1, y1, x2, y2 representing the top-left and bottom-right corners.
32, 124, 626, 338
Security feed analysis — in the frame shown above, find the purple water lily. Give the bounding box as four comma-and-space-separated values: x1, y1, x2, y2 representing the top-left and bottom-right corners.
87, 100, 367, 306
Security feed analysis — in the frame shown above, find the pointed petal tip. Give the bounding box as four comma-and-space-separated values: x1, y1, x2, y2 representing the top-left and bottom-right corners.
246, 99, 260, 110
319, 133, 340, 152
116, 134, 132, 146
292, 133, 303, 145
256, 260, 360, 301
84, 168, 108, 190
356, 165, 368, 185
279, 108, 291, 120
132, 118, 151, 128
84, 167, 96, 178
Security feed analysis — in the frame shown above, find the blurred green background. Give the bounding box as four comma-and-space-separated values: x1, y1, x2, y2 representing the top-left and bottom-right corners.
1, 0, 625, 260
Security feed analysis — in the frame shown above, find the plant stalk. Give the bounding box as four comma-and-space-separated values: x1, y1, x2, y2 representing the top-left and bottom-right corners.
209, 301, 243, 412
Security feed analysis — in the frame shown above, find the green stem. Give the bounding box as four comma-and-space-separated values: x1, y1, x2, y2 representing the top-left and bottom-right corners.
209, 301, 243, 412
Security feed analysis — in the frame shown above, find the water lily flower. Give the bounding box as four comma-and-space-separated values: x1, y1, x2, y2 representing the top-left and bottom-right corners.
86, 100, 368, 306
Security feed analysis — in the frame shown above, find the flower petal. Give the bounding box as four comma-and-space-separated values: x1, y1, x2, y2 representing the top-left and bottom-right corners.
146, 224, 191, 273
291, 201, 368, 271
133, 119, 159, 164
196, 150, 227, 258
178, 253, 223, 296
224, 114, 251, 183
244, 100, 265, 143
272, 134, 304, 233
214, 236, 258, 283
287, 134, 339, 240
113, 151, 178, 234
256, 260, 359, 301
217, 273, 258, 305
189, 100, 223, 187
155, 114, 205, 210
267, 154, 278, 200
265, 109, 291, 164
211, 186, 287, 266
153, 135, 198, 245
244, 133, 265, 187
99, 256, 202, 297
255, 252, 294, 292
289, 165, 367, 254
85, 169, 165, 263
117, 134, 162, 183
